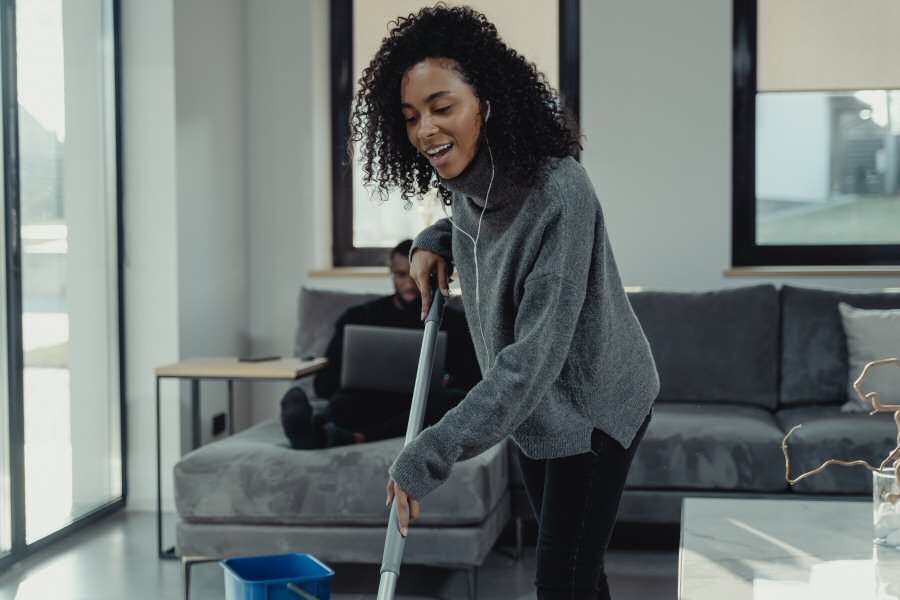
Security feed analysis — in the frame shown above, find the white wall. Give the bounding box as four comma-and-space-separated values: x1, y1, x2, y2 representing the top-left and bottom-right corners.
174, 0, 250, 450
121, 0, 180, 511
244, 0, 332, 422
580, 0, 733, 291
123, 0, 249, 511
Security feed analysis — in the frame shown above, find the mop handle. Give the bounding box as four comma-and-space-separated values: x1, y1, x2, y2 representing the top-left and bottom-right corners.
377, 276, 446, 600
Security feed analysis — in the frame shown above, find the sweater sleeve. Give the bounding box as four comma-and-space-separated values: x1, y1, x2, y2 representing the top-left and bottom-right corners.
410, 217, 454, 267
389, 189, 597, 500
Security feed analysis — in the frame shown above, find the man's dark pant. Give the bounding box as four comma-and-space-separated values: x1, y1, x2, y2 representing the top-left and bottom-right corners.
321, 387, 465, 442
281, 386, 466, 448
515, 411, 652, 600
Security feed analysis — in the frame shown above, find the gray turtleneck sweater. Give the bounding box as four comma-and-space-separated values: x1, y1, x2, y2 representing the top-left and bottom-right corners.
389, 145, 659, 501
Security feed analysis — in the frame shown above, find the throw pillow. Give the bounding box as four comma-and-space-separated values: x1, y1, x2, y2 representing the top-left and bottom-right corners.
838, 302, 900, 412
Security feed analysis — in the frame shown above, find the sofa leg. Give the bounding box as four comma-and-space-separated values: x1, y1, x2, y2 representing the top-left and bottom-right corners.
495, 517, 527, 561
514, 517, 524, 561
182, 555, 220, 600
466, 566, 478, 600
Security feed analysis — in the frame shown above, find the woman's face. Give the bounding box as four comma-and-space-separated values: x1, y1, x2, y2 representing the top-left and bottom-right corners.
400, 58, 484, 179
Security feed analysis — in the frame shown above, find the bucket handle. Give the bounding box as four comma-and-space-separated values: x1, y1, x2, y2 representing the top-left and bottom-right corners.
286, 582, 320, 600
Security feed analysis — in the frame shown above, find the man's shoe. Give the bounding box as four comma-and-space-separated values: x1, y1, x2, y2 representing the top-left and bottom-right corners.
280, 387, 317, 450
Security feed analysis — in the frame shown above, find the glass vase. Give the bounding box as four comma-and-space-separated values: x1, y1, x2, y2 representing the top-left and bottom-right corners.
874, 467, 900, 548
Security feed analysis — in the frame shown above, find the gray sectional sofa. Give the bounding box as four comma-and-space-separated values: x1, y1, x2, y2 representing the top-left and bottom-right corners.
173, 283, 900, 573
618, 284, 900, 524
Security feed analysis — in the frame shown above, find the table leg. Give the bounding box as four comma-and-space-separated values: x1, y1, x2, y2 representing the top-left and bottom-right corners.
156, 376, 162, 556
191, 379, 201, 450
183, 555, 220, 600
157, 377, 176, 558
227, 379, 235, 435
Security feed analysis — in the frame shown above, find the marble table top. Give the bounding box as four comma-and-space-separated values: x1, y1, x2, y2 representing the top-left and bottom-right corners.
679, 498, 900, 600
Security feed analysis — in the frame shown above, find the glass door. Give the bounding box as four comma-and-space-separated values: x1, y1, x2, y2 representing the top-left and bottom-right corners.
1, 0, 123, 565
16, 0, 122, 543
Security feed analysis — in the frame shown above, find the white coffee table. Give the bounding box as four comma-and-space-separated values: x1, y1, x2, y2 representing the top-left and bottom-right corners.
679, 497, 900, 599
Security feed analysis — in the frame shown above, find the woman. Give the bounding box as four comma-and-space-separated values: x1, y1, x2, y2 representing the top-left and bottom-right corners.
349, 5, 659, 598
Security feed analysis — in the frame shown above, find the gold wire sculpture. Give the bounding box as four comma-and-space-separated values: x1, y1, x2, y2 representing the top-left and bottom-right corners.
782, 357, 900, 504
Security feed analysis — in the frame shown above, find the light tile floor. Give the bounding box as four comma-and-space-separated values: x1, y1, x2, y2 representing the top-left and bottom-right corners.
0, 511, 677, 599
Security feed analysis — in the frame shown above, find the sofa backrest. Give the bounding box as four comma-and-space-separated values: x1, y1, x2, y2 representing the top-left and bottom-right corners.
779, 284, 900, 406
294, 287, 382, 357
627, 284, 780, 409
296, 284, 900, 409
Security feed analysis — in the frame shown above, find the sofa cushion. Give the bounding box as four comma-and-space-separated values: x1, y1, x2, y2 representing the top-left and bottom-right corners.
627, 285, 779, 408
838, 303, 900, 411
174, 418, 507, 527
780, 285, 900, 406
776, 404, 898, 494
625, 402, 788, 492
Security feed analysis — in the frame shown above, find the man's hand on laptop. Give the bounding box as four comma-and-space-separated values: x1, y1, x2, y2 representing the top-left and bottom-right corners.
410, 249, 451, 321
386, 478, 420, 537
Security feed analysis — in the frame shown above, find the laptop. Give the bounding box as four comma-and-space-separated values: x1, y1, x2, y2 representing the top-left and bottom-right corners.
341, 325, 448, 395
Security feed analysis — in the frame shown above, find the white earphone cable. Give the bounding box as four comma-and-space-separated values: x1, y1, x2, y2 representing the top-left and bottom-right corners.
438, 139, 494, 370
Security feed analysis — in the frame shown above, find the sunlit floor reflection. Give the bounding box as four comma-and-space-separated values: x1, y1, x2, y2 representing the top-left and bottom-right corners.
23, 367, 73, 543
21, 312, 74, 543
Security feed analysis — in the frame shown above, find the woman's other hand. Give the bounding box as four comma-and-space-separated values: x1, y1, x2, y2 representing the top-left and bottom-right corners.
386, 478, 421, 537
409, 249, 451, 321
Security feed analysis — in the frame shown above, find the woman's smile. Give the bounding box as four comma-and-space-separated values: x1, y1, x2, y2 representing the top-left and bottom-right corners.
426, 142, 453, 165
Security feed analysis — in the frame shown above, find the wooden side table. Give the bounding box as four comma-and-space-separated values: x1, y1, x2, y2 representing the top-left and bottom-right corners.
154, 356, 327, 558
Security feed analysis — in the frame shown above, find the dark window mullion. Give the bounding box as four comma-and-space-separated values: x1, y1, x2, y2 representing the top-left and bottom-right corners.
559, 0, 580, 162
732, 0, 758, 267
0, 0, 26, 557
112, 0, 128, 505
330, 0, 354, 267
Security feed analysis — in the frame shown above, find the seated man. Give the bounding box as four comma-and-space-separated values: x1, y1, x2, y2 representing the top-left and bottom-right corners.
281, 239, 480, 449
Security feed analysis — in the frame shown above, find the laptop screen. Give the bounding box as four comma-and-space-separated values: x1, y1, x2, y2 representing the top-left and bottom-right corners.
340, 325, 448, 395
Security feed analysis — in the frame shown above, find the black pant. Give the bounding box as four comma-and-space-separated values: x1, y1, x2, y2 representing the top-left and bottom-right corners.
516, 411, 652, 600
321, 387, 465, 442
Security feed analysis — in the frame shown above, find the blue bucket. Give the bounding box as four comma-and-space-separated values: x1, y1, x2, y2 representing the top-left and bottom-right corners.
220, 553, 335, 600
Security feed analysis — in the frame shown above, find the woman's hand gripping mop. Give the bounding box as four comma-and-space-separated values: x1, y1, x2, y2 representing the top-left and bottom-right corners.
377, 275, 447, 600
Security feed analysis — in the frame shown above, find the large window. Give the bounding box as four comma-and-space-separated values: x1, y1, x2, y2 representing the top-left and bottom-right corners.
331, 0, 581, 266
733, 0, 900, 266
1, 0, 124, 568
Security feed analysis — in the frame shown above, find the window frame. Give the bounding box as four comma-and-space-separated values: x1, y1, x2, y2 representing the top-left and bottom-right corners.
732, 0, 900, 266
330, 0, 581, 267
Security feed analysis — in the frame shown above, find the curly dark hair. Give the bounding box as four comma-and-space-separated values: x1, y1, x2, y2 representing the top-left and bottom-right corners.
348, 3, 583, 207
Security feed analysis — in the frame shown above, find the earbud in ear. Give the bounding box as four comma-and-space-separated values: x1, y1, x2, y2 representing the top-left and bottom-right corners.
484, 100, 491, 123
